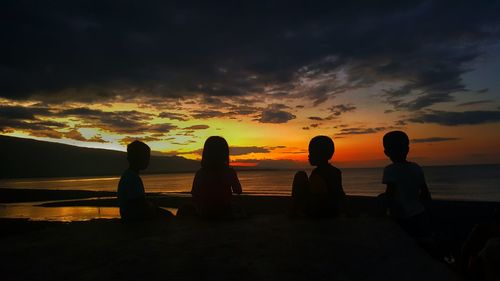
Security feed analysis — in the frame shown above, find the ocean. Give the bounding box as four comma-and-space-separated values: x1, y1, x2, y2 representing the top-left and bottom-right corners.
2, 164, 500, 202
1, 164, 499, 221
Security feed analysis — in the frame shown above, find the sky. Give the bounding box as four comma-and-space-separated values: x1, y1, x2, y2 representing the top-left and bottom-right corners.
1, 1, 500, 168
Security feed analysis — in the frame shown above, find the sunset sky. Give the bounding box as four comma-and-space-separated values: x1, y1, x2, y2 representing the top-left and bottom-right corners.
1, 1, 500, 167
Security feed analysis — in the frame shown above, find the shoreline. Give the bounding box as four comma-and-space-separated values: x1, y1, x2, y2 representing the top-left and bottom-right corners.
1, 187, 498, 241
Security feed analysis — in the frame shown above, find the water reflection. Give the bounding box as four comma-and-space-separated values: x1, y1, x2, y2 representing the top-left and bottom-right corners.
0, 202, 178, 222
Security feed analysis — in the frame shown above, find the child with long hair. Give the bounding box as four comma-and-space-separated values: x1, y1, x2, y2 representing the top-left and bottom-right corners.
191, 136, 242, 218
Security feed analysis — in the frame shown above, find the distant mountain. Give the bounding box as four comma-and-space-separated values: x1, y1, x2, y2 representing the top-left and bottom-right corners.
0, 135, 199, 179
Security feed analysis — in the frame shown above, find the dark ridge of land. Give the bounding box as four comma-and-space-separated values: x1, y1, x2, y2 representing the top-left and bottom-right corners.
0, 135, 199, 179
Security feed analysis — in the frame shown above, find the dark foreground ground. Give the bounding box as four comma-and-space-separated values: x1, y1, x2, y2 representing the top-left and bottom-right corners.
1, 188, 499, 281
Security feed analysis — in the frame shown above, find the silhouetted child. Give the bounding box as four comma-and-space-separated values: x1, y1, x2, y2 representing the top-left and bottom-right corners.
191, 136, 242, 219
381, 131, 432, 237
117, 141, 171, 221
461, 208, 500, 279
475, 237, 500, 281
291, 135, 345, 218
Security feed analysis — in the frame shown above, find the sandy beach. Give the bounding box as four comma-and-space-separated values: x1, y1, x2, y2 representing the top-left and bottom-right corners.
1, 216, 460, 281
5, 188, 498, 280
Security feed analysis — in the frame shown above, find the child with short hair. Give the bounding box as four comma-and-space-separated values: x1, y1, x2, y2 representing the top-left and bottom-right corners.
381, 131, 432, 236
191, 136, 242, 219
117, 140, 170, 221
291, 135, 345, 218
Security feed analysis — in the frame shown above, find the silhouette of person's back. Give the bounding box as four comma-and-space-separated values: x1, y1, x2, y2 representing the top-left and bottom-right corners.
291, 136, 345, 218
117, 141, 172, 221
461, 208, 500, 279
191, 136, 242, 219
380, 131, 432, 237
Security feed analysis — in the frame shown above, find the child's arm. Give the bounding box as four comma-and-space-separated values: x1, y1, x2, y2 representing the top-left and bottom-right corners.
420, 182, 432, 201
230, 169, 242, 194
191, 170, 202, 197
385, 182, 396, 198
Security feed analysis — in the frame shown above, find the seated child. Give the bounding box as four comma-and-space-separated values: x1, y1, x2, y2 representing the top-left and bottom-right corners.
381, 131, 432, 237
461, 208, 500, 277
291, 135, 345, 218
191, 136, 242, 219
117, 140, 171, 221
475, 238, 500, 281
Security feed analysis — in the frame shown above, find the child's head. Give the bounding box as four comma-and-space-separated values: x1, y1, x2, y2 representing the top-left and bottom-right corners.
201, 136, 229, 169
383, 131, 409, 163
308, 135, 335, 166
127, 141, 151, 171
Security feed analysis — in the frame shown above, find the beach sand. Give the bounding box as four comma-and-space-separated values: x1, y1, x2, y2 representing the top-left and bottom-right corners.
0, 188, 470, 281
1, 215, 461, 281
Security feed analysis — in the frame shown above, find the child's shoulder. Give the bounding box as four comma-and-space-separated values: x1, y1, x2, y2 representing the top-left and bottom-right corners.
329, 164, 341, 172
312, 164, 341, 175
118, 168, 141, 188
407, 161, 423, 169
385, 161, 421, 169
197, 166, 236, 176
121, 168, 139, 179
383, 162, 424, 179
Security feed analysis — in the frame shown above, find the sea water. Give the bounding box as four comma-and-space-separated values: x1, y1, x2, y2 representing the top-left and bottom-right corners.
1, 164, 499, 221
2, 164, 499, 201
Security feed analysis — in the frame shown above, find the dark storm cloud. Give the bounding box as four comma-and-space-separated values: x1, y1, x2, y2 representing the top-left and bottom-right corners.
336, 126, 386, 136
308, 116, 324, 121
407, 110, 500, 126
329, 104, 357, 117
158, 112, 189, 121
258, 104, 296, 124
190, 110, 227, 119
0, 105, 51, 120
457, 100, 492, 107
227, 105, 261, 116
411, 137, 460, 143
0, 105, 65, 133
0, 104, 179, 135
65, 129, 108, 143
119, 135, 162, 145
0, 118, 65, 133
1, 0, 498, 110
230, 146, 271, 156
183, 124, 209, 130
58, 107, 176, 134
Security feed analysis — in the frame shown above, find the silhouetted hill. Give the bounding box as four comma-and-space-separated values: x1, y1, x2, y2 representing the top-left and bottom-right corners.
0, 135, 199, 179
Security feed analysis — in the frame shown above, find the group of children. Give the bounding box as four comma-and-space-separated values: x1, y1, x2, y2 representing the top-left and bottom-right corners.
118, 130, 431, 233
117, 130, 499, 279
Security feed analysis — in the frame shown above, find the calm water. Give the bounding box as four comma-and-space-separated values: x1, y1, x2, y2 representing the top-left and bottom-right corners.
1, 164, 499, 221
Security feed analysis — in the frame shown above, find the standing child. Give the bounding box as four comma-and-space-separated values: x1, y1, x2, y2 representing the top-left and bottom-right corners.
291, 135, 345, 218
381, 131, 432, 237
117, 141, 171, 221
191, 136, 242, 219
